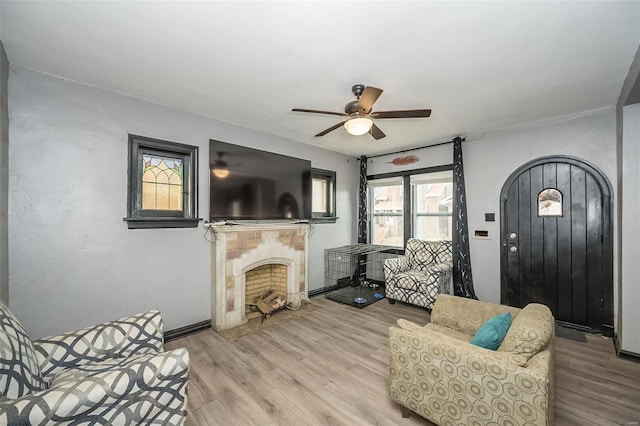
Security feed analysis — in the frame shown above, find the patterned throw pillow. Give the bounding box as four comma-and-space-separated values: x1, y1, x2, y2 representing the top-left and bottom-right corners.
470, 312, 512, 350
0, 300, 44, 398
498, 303, 553, 359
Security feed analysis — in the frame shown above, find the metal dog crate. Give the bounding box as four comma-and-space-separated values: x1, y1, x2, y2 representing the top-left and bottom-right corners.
324, 244, 402, 308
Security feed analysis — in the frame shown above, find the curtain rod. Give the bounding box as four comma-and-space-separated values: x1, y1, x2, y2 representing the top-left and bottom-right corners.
362, 137, 465, 160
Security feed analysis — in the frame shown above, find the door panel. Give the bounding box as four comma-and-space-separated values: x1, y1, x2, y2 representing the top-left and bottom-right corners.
500, 157, 613, 335
556, 163, 572, 322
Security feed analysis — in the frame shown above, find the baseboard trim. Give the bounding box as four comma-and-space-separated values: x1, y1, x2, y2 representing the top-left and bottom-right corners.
165, 320, 211, 342
308, 285, 338, 297
619, 349, 640, 363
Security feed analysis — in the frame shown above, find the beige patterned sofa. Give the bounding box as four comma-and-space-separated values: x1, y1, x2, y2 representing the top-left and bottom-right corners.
389, 294, 555, 426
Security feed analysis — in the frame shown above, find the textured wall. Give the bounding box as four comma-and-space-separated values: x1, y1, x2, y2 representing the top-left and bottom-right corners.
8, 67, 357, 338
621, 103, 640, 354
462, 109, 617, 305
0, 41, 8, 304
368, 108, 619, 316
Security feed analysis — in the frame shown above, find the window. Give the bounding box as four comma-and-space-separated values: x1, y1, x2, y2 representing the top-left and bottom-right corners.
538, 188, 563, 217
125, 135, 200, 229
311, 168, 336, 222
368, 167, 453, 246
369, 177, 404, 246
411, 171, 453, 240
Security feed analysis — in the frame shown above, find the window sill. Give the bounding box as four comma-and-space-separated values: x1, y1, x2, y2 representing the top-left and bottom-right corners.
124, 217, 203, 229
311, 217, 338, 224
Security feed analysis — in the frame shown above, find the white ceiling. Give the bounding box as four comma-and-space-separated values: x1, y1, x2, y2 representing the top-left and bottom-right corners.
2, 1, 639, 156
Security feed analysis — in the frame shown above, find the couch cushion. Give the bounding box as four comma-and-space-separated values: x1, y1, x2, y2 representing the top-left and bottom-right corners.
396, 318, 474, 343
431, 294, 521, 336
391, 270, 439, 294
498, 303, 554, 359
470, 312, 512, 350
49, 357, 133, 387
0, 300, 44, 397
423, 323, 473, 343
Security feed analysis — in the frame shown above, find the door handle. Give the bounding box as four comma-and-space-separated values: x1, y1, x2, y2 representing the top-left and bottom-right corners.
509, 245, 518, 253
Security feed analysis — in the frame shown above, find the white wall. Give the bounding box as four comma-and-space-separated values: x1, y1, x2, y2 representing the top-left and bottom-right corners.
0, 40, 8, 304
368, 108, 618, 310
8, 67, 357, 338
621, 103, 640, 354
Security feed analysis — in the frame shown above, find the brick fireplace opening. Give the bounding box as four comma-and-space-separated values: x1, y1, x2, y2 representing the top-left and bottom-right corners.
244, 264, 287, 314
210, 223, 310, 331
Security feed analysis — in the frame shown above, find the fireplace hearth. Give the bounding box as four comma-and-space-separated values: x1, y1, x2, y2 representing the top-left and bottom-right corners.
209, 223, 310, 331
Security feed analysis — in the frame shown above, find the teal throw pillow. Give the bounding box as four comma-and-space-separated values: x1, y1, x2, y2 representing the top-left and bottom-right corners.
470, 312, 512, 350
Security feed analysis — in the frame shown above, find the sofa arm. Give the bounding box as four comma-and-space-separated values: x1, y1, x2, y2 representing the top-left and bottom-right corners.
389, 326, 551, 426
384, 256, 411, 276
424, 261, 453, 275
0, 348, 190, 425
34, 310, 164, 380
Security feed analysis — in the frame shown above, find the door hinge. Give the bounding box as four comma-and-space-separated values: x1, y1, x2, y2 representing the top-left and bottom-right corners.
601, 298, 604, 311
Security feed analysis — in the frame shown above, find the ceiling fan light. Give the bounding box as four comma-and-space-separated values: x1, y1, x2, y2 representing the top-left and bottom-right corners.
344, 117, 373, 136
212, 162, 229, 178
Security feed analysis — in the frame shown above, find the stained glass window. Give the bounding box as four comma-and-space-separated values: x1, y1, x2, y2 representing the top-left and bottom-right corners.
141, 155, 184, 211
125, 134, 199, 229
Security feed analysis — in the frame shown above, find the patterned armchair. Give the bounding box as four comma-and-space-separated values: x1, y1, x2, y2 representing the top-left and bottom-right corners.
383, 239, 453, 309
0, 300, 190, 425
389, 294, 555, 425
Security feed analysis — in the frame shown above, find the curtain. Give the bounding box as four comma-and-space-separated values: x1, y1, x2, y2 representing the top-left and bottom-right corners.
452, 137, 477, 299
358, 156, 368, 243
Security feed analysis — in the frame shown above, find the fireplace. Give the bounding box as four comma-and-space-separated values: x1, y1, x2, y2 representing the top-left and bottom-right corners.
210, 223, 310, 331
244, 264, 287, 314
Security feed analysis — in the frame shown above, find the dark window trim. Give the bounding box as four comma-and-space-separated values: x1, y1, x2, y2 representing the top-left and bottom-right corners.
311, 168, 337, 223
366, 164, 453, 181
125, 134, 201, 229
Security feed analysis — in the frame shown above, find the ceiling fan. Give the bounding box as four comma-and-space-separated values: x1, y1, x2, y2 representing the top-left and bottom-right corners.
292, 84, 431, 140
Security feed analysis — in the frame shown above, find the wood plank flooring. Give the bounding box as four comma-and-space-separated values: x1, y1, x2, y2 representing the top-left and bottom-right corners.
165, 297, 640, 426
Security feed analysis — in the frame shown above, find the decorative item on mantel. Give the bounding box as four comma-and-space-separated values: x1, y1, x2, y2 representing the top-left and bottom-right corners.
387, 155, 419, 166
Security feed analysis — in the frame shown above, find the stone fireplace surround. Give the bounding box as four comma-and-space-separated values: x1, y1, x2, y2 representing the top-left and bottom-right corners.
210, 223, 310, 331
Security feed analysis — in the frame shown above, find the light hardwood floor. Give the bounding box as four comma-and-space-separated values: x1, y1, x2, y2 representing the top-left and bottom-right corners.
166, 296, 640, 426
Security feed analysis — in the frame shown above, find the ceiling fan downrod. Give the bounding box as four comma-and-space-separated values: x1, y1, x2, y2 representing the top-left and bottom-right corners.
351, 84, 365, 99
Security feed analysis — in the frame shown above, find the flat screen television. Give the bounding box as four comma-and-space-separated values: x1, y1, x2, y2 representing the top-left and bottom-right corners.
209, 140, 311, 221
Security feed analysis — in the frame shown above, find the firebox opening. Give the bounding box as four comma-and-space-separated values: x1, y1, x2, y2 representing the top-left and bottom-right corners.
245, 263, 288, 315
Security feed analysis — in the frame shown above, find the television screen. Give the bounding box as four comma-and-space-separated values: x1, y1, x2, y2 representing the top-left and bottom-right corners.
209, 140, 311, 221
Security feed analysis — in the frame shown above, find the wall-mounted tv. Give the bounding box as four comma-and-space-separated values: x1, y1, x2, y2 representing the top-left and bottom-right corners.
209, 140, 311, 221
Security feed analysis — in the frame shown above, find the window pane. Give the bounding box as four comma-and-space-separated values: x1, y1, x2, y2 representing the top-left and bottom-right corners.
372, 184, 403, 213
414, 182, 453, 213
371, 182, 403, 245
372, 215, 404, 246
414, 216, 453, 241
538, 188, 562, 217
412, 170, 453, 242
312, 177, 328, 213
141, 154, 183, 211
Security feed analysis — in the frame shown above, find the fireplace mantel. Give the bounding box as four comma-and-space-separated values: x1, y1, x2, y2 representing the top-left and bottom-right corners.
209, 223, 310, 331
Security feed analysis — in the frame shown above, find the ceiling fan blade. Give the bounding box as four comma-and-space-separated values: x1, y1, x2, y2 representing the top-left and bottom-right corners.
315, 121, 348, 137
358, 86, 383, 113
370, 109, 432, 119
292, 108, 348, 117
369, 123, 386, 140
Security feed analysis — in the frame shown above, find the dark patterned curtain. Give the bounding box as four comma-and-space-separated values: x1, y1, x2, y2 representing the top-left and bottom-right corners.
452, 137, 477, 299
358, 156, 368, 243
